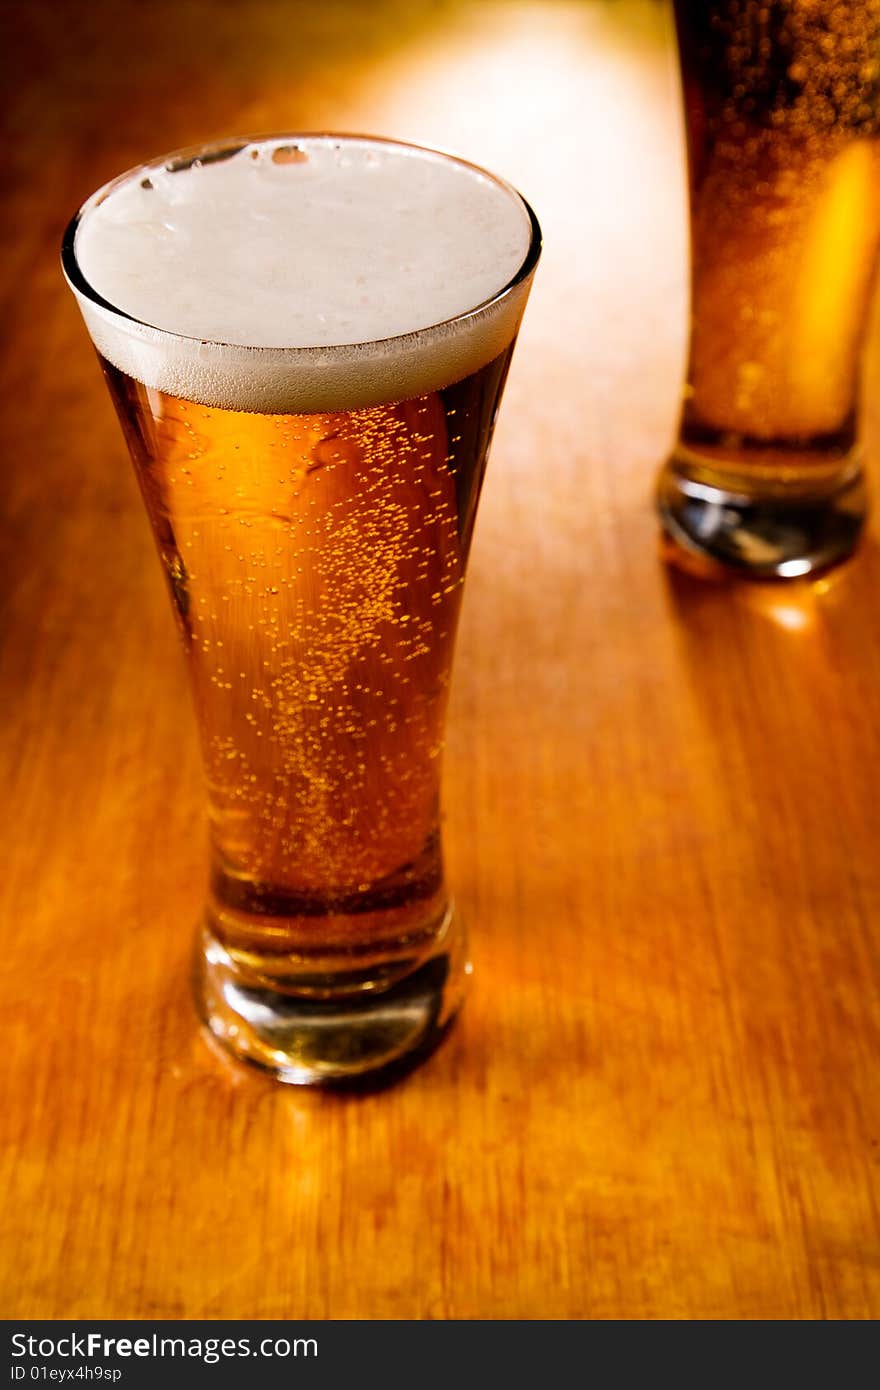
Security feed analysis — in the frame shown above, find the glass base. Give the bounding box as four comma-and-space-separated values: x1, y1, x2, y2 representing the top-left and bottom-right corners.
657, 450, 866, 579
193, 909, 468, 1087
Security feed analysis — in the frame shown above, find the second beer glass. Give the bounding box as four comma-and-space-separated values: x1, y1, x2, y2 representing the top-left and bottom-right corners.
659, 1, 880, 578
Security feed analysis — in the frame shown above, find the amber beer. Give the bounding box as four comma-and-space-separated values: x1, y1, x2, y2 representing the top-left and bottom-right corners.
660, 0, 880, 575
103, 357, 509, 960
63, 135, 540, 1082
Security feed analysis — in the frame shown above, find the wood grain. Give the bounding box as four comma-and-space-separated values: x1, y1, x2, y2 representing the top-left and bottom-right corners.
2, 0, 879, 1319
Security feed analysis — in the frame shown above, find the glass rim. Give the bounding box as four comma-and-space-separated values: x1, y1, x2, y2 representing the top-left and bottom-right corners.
60, 131, 543, 357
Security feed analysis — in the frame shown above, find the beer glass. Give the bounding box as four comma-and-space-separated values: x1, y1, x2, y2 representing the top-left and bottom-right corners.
658, 1, 880, 578
62, 135, 540, 1084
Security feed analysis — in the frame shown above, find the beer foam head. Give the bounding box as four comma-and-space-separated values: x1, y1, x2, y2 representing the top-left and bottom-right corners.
65, 136, 538, 412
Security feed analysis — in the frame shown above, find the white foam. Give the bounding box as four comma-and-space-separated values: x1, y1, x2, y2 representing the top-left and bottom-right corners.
68, 136, 536, 413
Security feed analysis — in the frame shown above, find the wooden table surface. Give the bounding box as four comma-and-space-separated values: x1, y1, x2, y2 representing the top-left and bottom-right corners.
3, 0, 880, 1320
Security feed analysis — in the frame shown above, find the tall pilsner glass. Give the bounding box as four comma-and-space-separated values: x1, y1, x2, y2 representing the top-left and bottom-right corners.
659, 1, 880, 578
63, 135, 540, 1084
